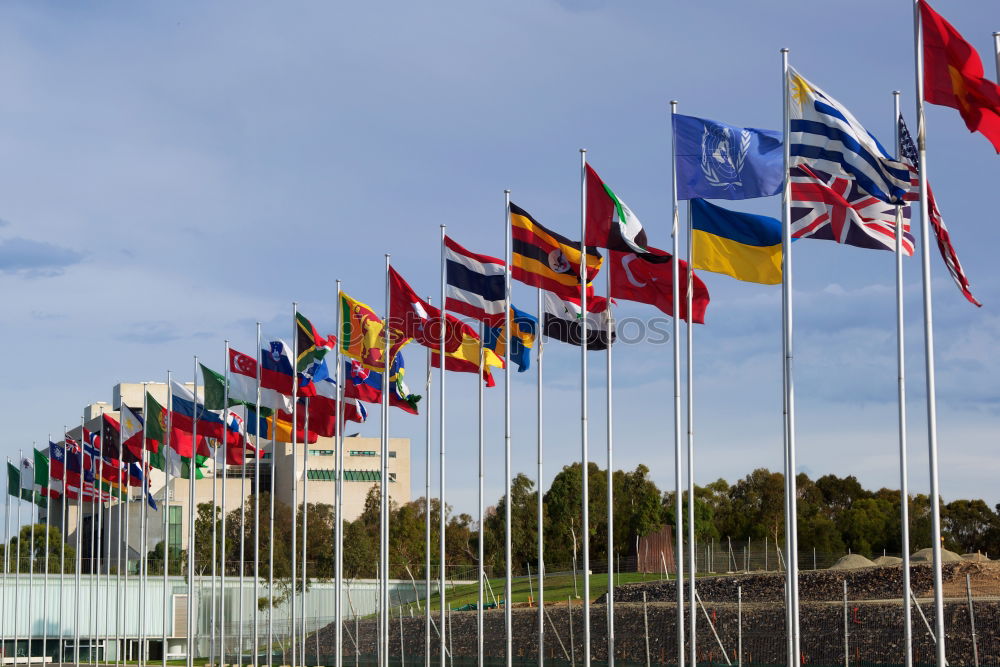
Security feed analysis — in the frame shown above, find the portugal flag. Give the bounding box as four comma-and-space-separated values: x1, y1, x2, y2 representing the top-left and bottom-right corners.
920, 0, 1000, 152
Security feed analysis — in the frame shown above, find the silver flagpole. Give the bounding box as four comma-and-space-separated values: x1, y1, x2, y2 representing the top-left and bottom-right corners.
290, 303, 300, 667
14, 453, 23, 664
669, 100, 686, 667
476, 321, 485, 667
503, 190, 513, 667
334, 287, 345, 667
912, 6, 946, 665
76, 416, 86, 667
254, 323, 263, 667
90, 434, 98, 667
188, 358, 200, 667
686, 198, 697, 667
383, 254, 393, 667
60, 432, 68, 666
578, 149, 592, 667
267, 361, 276, 667
437, 230, 447, 667
211, 379, 220, 667
163, 372, 174, 667
536, 286, 545, 667
422, 341, 431, 667
300, 398, 310, 663
28, 449, 35, 667
993, 32, 1000, 82
606, 251, 615, 667
121, 439, 128, 665
2, 458, 10, 661
780, 47, 802, 664
96, 415, 106, 667
139, 386, 149, 667
222, 341, 231, 666
43, 442, 52, 665
892, 90, 914, 667
239, 353, 250, 665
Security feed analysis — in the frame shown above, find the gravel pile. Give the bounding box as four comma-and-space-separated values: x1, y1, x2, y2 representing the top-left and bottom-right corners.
911, 547, 963, 563
829, 554, 876, 570
874, 555, 903, 566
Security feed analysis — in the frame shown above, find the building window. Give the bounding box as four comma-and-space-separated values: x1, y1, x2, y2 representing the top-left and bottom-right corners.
389, 473, 397, 482
389, 451, 397, 458
308, 449, 334, 456
307, 469, 385, 482
349, 450, 378, 457
168, 506, 182, 552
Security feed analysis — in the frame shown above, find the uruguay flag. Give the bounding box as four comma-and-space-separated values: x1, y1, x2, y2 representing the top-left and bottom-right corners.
788, 66, 910, 205
444, 235, 506, 326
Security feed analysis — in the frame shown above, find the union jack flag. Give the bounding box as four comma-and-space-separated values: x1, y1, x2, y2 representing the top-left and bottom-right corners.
790, 165, 914, 254
897, 115, 981, 307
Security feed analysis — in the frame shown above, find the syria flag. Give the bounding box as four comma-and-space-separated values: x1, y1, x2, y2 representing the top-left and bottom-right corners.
609, 246, 710, 323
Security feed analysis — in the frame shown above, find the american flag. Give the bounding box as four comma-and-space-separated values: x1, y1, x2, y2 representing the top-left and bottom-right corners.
790, 164, 914, 254
898, 116, 981, 307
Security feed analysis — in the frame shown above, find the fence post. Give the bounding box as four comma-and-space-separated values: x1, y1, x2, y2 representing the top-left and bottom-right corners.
642, 591, 650, 667
966, 574, 979, 667
447, 606, 454, 667
813, 548, 817, 571
568, 596, 575, 667
399, 605, 405, 667
764, 537, 768, 572
843, 579, 849, 667
737, 585, 742, 667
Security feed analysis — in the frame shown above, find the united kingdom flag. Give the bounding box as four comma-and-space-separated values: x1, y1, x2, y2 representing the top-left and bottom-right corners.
790, 164, 915, 254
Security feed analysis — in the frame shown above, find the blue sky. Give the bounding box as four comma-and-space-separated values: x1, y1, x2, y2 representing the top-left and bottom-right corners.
1, 1, 998, 522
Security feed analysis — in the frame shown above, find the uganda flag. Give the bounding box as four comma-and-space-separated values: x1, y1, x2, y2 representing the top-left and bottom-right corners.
511, 202, 602, 300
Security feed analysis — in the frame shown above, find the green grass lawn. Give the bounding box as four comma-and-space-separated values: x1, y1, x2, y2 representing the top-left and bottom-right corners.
409, 570, 675, 613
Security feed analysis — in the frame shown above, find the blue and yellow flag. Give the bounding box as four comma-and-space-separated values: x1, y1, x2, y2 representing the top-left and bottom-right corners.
484, 306, 537, 372
691, 198, 782, 285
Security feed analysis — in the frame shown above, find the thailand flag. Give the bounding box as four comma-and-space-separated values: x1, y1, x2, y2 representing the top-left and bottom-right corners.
445, 235, 506, 326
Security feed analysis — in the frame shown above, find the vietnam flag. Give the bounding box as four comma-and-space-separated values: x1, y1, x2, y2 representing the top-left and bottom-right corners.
920, 0, 1000, 152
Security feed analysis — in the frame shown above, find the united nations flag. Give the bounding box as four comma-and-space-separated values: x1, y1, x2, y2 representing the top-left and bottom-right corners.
673, 113, 784, 200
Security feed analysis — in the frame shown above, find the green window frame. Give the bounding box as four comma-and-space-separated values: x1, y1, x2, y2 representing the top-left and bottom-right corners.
168, 506, 182, 552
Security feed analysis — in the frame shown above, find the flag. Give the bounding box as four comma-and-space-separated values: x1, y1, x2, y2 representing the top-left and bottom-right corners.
919, 0, 1000, 152
261, 340, 296, 396
7, 461, 31, 501
120, 404, 145, 463
19, 457, 35, 502
672, 113, 784, 200
388, 266, 467, 352
788, 66, 910, 204
690, 198, 782, 285
483, 306, 537, 372
169, 379, 242, 452
430, 325, 504, 385
246, 408, 319, 444
279, 378, 368, 438
585, 164, 666, 258
128, 463, 158, 509
444, 235, 506, 325
898, 115, 981, 306
296, 311, 335, 372
608, 247, 710, 323
34, 449, 53, 501
790, 165, 915, 254
510, 202, 603, 300
343, 356, 421, 414
340, 292, 409, 372
144, 391, 167, 450
101, 414, 125, 461
48, 441, 67, 496
148, 445, 207, 480
227, 348, 293, 412
542, 292, 615, 350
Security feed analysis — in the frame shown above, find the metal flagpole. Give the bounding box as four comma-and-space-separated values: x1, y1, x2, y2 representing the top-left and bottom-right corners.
578, 149, 591, 667
437, 229, 447, 667
669, 100, 686, 667
96, 417, 106, 667
76, 416, 86, 667
120, 442, 128, 664
993, 32, 1000, 82
254, 322, 263, 667
139, 386, 150, 667
300, 398, 310, 663
14, 453, 23, 664
536, 287, 545, 667
60, 432, 69, 666
686, 196, 697, 667
912, 6, 946, 665
267, 361, 277, 667
211, 384, 220, 667
334, 288, 345, 667
476, 321, 485, 667
239, 350, 250, 665
221, 341, 231, 665
892, 90, 914, 667
27, 450, 35, 666
291, 302, 300, 667
502, 192, 514, 667
43, 442, 52, 665
90, 436, 98, 667
780, 47, 802, 665
606, 237, 615, 666
163, 372, 174, 667
422, 341, 431, 667
383, 254, 393, 667
188, 359, 199, 667
2, 458, 10, 661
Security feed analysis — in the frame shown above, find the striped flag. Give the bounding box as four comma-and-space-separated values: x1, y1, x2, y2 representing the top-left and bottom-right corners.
898, 115, 981, 307
788, 66, 910, 204
444, 235, 506, 325
510, 202, 602, 300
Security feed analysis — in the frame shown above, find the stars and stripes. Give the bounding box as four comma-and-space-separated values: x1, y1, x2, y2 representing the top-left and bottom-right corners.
897, 115, 981, 307
790, 165, 914, 254
788, 66, 911, 205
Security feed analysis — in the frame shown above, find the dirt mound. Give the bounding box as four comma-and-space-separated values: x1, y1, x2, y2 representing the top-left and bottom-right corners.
911, 547, 963, 563
874, 555, 902, 566
829, 554, 876, 570
963, 552, 991, 562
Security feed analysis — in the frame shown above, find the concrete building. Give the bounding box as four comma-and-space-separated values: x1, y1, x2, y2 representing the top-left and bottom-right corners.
47, 382, 411, 567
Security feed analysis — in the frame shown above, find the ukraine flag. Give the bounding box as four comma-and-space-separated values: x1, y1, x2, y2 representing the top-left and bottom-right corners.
691, 198, 782, 285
